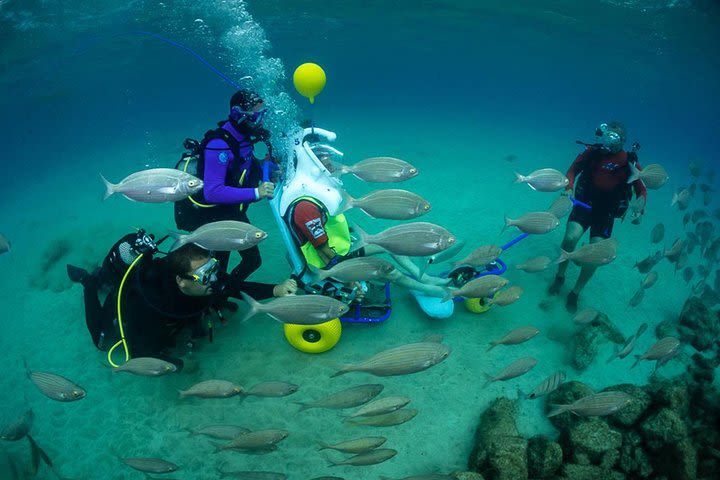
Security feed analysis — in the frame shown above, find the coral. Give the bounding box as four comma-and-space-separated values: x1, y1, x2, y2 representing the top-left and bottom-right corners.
526, 435, 562, 479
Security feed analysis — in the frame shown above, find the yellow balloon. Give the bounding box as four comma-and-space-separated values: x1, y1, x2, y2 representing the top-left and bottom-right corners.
293, 63, 326, 104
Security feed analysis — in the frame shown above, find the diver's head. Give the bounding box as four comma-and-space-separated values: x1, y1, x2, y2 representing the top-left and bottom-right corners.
168, 244, 218, 297
595, 121, 626, 154
229, 89, 266, 128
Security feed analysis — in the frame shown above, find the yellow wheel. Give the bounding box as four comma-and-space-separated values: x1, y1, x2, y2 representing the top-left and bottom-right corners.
464, 297, 491, 314
284, 318, 342, 353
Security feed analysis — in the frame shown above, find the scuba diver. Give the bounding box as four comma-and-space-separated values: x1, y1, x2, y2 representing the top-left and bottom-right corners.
548, 121, 647, 312
66, 230, 296, 369
174, 89, 276, 287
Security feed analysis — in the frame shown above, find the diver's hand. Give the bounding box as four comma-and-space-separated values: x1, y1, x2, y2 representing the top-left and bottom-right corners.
273, 279, 297, 297
258, 181, 275, 199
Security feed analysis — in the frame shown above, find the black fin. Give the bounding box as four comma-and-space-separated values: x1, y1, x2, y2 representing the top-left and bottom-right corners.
66, 264, 89, 285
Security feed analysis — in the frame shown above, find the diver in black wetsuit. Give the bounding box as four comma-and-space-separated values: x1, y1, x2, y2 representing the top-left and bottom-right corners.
67, 230, 296, 368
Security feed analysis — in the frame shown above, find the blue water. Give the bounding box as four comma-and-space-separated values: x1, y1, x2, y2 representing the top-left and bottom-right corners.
1, 0, 719, 478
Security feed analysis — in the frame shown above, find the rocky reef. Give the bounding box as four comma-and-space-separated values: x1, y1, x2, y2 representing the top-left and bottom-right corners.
465, 353, 719, 480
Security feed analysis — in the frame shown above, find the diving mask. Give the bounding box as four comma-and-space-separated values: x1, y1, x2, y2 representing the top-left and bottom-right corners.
185, 257, 219, 285
595, 123, 623, 153
230, 106, 267, 127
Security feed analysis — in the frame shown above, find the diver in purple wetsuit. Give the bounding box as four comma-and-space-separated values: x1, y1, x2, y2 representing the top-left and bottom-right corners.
174, 89, 275, 285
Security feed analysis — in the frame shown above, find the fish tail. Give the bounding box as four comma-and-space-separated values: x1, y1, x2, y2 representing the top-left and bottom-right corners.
556, 249, 570, 264
294, 401, 313, 412
22, 357, 31, 379
626, 162, 640, 184
416, 258, 432, 281
500, 215, 511, 235
177, 389, 187, 399
316, 441, 330, 450
348, 223, 369, 253
486, 342, 497, 352
338, 188, 355, 214
331, 162, 350, 178
330, 366, 350, 378
631, 355, 642, 369
239, 292, 261, 323
670, 192, 678, 206
513, 172, 527, 184
211, 442, 224, 454
606, 348, 619, 364
482, 373, 494, 389
547, 404, 569, 417
100, 174, 115, 200
441, 288, 454, 303
306, 264, 325, 284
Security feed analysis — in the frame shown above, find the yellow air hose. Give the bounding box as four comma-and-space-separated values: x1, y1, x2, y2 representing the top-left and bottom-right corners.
107, 253, 145, 367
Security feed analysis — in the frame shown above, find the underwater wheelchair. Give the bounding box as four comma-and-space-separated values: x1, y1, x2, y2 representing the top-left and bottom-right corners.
267, 127, 391, 353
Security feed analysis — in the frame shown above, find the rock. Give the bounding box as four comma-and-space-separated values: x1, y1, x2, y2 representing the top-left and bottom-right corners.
571, 316, 625, 371
558, 463, 626, 480
651, 439, 698, 480
688, 353, 715, 385
678, 296, 719, 351
453, 472, 485, 480
564, 418, 622, 466
640, 408, 688, 451
618, 436, 654, 478
606, 384, 651, 427
546, 381, 595, 431
469, 397, 528, 480
526, 435, 562, 479
648, 379, 689, 414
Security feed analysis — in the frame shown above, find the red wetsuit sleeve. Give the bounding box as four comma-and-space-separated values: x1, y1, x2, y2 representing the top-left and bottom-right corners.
292, 201, 328, 247
566, 150, 588, 191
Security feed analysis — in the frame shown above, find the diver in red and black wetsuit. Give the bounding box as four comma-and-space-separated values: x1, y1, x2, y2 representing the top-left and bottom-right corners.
548, 121, 648, 312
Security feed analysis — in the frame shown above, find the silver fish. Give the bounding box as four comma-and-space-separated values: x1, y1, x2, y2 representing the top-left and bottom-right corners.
171, 220, 267, 252
101, 168, 202, 202
607, 323, 647, 363
627, 163, 669, 190
628, 195, 646, 218
120, 457, 179, 473
558, 238, 618, 267
650, 223, 665, 244
178, 380, 244, 399
112, 357, 177, 376
672, 188, 691, 209
442, 275, 508, 302
573, 308, 599, 325
0, 234, 10, 254
419, 240, 466, 278
345, 410, 417, 427
0, 409, 34, 441
218, 471, 288, 480
547, 195, 574, 218
634, 251, 662, 273
453, 244, 503, 268
642, 271, 658, 289
485, 357, 537, 386
318, 436, 387, 453
311, 257, 396, 283
632, 336, 681, 368
240, 292, 349, 325
332, 342, 451, 377
214, 430, 289, 452
338, 157, 418, 183
487, 326, 539, 351
244, 381, 299, 397
295, 384, 384, 411
515, 255, 553, 273
547, 391, 634, 417
341, 189, 431, 220
514, 168, 569, 192
327, 448, 398, 466
25, 360, 86, 402
664, 238, 685, 262
504, 212, 560, 234
353, 222, 456, 257
188, 425, 250, 440
488, 286, 524, 306
628, 287, 645, 307
347, 395, 411, 418
527, 371, 566, 399
380, 476, 455, 480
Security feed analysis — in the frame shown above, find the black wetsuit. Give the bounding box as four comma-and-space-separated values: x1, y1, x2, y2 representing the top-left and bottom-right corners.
82, 253, 275, 368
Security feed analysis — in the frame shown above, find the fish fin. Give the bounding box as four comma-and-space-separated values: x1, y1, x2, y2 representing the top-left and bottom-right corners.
211, 442, 224, 454
100, 174, 115, 200
330, 366, 350, 378
606, 348, 619, 364
27, 435, 42, 475
546, 404, 568, 417
626, 162, 640, 183
331, 162, 350, 178
316, 440, 330, 451
239, 292, 261, 323
416, 257, 432, 281
631, 355, 642, 369
556, 249, 570, 264
29, 435, 52, 467
482, 373, 494, 389
166, 230, 187, 252
348, 223, 369, 253
22, 357, 31, 379
294, 401, 313, 412
441, 288, 454, 303
500, 215, 510, 235
337, 188, 355, 214
305, 264, 324, 284
486, 342, 497, 352
513, 172, 527, 184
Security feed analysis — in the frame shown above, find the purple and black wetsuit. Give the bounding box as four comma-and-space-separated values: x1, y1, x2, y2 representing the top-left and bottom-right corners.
174, 118, 267, 281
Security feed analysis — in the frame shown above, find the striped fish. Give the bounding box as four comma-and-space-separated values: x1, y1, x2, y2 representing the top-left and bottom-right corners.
295, 384, 384, 411
347, 396, 411, 418
607, 323, 648, 363
487, 326, 539, 352
547, 195, 574, 218
338, 156, 418, 183
632, 336, 681, 368
0, 409, 34, 441
527, 371, 566, 399
120, 457, 179, 473
548, 391, 633, 417
217, 471, 287, 480
484, 357, 537, 387
187, 425, 251, 440
24, 360, 86, 402
318, 436, 387, 454
504, 212, 560, 234
327, 448, 398, 466
345, 409, 418, 426
332, 342, 451, 377
112, 357, 177, 376
558, 238, 618, 267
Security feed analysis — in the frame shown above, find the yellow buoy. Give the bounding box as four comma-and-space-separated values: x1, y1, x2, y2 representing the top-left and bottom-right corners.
293, 63, 326, 104
284, 318, 342, 353
464, 297, 491, 314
